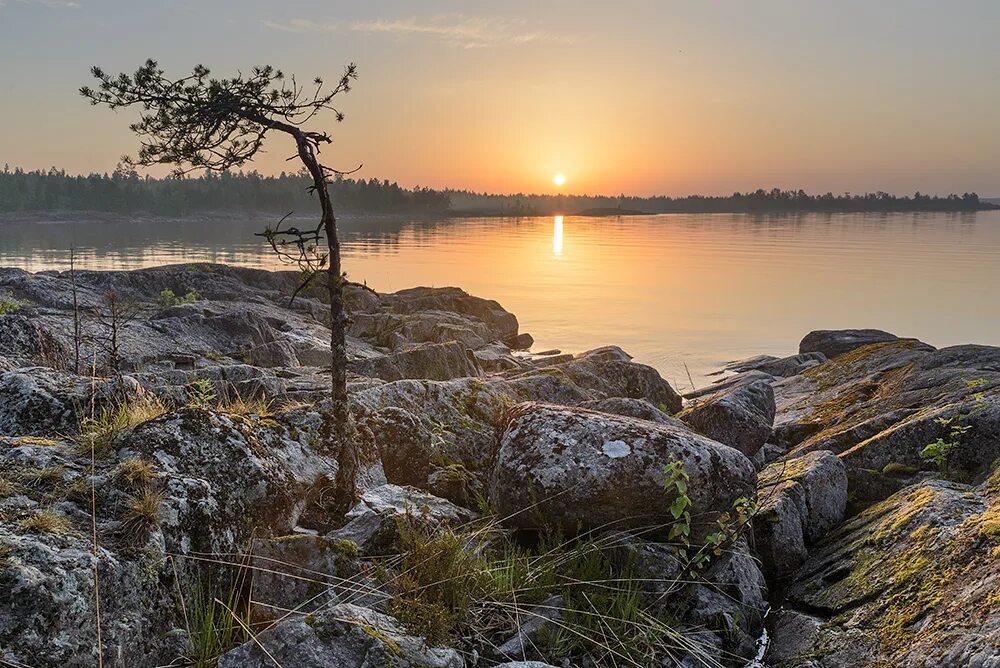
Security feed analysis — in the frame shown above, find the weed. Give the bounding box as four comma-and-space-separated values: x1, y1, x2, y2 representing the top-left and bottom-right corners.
21, 508, 73, 535
185, 379, 217, 409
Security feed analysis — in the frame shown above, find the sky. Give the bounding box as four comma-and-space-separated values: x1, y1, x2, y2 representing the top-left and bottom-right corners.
0, 0, 998, 197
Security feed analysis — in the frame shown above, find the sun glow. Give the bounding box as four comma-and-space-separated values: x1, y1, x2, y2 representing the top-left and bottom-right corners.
553, 173, 566, 187
552, 215, 564, 257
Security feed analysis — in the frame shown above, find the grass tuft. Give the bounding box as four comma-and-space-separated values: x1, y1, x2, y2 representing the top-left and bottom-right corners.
113, 458, 158, 490
77, 396, 168, 458
121, 488, 163, 539
21, 508, 74, 535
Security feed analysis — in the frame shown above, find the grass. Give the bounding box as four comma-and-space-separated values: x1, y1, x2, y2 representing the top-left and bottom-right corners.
21, 508, 74, 535
217, 392, 274, 417
0, 476, 14, 498
121, 488, 163, 540
379, 513, 718, 667
17, 464, 66, 488
113, 458, 158, 490
77, 396, 168, 457
182, 571, 253, 668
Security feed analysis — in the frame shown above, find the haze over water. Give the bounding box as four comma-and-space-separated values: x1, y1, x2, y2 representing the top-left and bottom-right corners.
3, 211, 999, 389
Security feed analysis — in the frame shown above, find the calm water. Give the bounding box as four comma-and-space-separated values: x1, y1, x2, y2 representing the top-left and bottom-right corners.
2, 211, 999, 389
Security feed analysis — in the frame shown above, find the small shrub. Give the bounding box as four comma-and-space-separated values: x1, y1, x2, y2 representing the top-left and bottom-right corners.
185, 379, 217, 409
0, 292, 27, 316
387, 515, 484, 645
113, 458, 158, 490
121, 488, 163, 539
157, 288, 200, 307
21, 508, 73, 535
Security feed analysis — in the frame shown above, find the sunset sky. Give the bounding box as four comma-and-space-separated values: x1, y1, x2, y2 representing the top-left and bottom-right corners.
1, 0, 998, 196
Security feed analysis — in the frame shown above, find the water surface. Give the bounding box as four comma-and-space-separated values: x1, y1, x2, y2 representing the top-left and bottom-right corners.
3, 211, 999, 389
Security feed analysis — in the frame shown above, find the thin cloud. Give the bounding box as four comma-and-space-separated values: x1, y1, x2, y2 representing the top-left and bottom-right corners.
264, 15, 574, 49
0, 0, 82, 7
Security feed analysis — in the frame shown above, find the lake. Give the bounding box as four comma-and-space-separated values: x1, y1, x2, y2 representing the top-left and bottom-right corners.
2, 211, 999, 390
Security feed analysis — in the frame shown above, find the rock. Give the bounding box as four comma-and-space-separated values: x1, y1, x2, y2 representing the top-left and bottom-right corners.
680, 379, 776, 457
427, 464, 486, 510
0, 368, 145, 437
473, 342, 525, 372
386, 286, 520, 343
329, 484, 476, 556
799, 328, 912, 360
119, 407, 340, 552
0, 314, 67, 367
540, 346, 683, 413
351, 341, 483, 381
578, 397, 686, 427
753, 451, 848, 581
777, 477, 1000, 666
217, 603, 464, 668
368, 407, 433, 487
490, 404, 756, 537
720, 352, 828, 377
494, 663, 560, 668
771, 340, 1000, 505
605, 532, 685, 607
508, 332, 534, 350
764, 609, 823, 665
681, 538, 769, 660
249, 533, 361, 617
493, 595, 564, 661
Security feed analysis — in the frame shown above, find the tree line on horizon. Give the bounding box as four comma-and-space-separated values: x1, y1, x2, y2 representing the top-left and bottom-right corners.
0, 165, 993, 215
0, 165, 451, 215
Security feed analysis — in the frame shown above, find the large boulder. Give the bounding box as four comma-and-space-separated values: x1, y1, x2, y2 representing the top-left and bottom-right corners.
217, 603, 464, 668
0, 314, 67, 367
719, 352, 828, 378
771, 477, 1000, 666
799, 328, 907, 359
771, 340, 1000, 507
753, 450, 848, 580
679, 378, 775, 457
489, 404, 756, 537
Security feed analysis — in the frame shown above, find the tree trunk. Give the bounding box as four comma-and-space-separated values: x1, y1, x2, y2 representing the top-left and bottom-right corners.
294, 133, 358, 517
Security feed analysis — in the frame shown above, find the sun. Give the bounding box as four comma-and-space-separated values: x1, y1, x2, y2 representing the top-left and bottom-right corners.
553, 173, 566, 187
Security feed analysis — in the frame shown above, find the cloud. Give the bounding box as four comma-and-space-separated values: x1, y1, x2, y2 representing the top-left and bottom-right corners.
0, 0, 81, 7
264, 15, 573, 49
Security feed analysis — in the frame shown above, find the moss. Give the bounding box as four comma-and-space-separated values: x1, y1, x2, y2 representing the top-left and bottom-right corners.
360, 622, 404, 657
882, 462, 919, 476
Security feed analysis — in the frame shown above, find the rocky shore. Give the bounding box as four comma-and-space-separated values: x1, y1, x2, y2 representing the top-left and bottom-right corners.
0, 264, 997, 667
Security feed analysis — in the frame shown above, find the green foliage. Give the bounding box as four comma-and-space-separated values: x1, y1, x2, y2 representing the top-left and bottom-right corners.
0, 292, 27, 316
387, 515, 484, 645
921, 414, 974, 473
664, 459, 691, 542
157, 288, 200, 307
185, 379, 217, 409
183, 576, 252, 668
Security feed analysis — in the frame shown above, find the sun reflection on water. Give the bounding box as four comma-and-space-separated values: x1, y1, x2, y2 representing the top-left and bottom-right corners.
552, 215, 564, 258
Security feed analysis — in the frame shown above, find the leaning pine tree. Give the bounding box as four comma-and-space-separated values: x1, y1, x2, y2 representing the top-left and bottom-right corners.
81, 60, 361, 514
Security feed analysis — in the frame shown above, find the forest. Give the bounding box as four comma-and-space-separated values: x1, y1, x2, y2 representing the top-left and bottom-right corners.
1, 166, 994, 216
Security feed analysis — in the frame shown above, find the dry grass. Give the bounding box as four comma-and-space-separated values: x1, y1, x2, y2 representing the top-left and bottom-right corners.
121, 488, 163, 539
0, 476, 15, 498
217, 393, 274, 417
113, 458, 158, 490
21, 508, 74, 535
18, 464, 66, 488
77, 396, 169, 458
